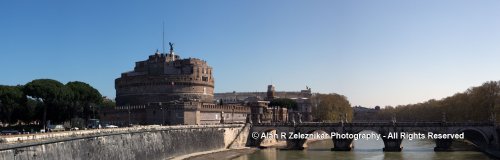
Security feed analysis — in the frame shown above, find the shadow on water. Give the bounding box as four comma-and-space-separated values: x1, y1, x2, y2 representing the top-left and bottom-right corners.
233, 131, 491, 160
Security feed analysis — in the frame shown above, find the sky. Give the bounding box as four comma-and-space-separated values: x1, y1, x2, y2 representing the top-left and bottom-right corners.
1, 0, 500, 107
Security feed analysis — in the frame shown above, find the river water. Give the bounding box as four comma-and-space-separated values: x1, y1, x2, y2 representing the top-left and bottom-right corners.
234, 131, 491, 160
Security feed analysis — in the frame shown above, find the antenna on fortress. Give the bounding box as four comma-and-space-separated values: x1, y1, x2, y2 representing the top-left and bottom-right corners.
162, 21, 165, 54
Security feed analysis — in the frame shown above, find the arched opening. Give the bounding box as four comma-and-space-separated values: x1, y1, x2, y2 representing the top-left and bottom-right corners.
458, 129, 489, 150
351, 130, 385, 151
255, 129, 283, 148
301, 129, 332, 150
399, 129, 435, 152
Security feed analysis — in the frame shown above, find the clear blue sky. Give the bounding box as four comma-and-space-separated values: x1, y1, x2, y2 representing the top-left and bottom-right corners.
1, 0, 500, 107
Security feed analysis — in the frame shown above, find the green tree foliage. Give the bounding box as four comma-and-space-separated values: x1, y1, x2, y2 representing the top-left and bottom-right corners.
0, 79, 107, 127
269, 98, 298, 110
20, 99, 42, 123
100, 97, 116, 109
312, 93, 353, 122
66, 81, 103, 120
373, 81, 500, 122
23, 79, 71, 125
0, 85, 26, 124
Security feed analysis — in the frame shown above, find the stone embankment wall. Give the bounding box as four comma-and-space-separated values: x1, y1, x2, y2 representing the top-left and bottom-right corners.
0, 124, 247, 160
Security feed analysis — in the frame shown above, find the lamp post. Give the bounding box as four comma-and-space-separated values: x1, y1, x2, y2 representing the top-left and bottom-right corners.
160, 106, 165, 125
90, 104, 96, 119
128, 106, 131, 127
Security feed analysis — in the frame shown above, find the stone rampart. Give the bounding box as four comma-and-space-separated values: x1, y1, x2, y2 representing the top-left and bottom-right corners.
0, 124, 246, 160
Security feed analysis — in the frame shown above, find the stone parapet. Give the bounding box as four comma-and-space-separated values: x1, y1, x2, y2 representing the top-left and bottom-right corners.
0, 124, 243, 145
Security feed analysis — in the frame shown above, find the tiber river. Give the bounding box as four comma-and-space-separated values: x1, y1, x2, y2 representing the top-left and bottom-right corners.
234, 131, 491, 160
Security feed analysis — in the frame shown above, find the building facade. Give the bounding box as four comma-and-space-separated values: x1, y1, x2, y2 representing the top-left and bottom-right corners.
115, 49, 214, 105
215, 85, 313, 122
101, 45, 250, 126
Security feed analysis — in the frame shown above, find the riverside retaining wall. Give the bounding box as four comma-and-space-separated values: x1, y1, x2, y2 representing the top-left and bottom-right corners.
0, 124, 247, 160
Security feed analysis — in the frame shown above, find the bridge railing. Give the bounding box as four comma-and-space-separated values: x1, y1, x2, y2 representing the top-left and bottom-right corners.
253, 121, 495, 127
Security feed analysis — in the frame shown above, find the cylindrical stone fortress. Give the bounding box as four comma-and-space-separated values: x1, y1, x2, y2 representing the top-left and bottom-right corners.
115, 50, 214, 106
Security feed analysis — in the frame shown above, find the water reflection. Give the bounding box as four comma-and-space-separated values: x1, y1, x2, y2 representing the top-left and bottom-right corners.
234, 131, 490, 160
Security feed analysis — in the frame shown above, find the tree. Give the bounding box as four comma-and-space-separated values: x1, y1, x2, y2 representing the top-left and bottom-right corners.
0, 79, 105, 127
16, 98, 42, 123
23, 79, 69, 128
100, 97, 116, 109
66, 81, 103, 120
312, 93, 352, 122
0, 85, 26, 124
370, 80, 500, 122
269, 98, 298, 110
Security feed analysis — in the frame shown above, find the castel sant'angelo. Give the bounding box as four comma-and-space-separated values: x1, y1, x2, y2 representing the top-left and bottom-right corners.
115, 43, 214, 105
101, 43, 312, 126
101, 43, 250, 125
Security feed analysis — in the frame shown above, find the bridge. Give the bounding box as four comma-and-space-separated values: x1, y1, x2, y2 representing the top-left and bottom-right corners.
248, 121, 498, 152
